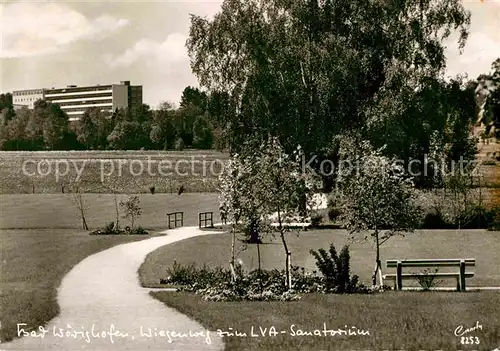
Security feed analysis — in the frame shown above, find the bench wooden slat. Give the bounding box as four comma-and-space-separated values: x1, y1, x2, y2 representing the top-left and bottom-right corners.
384, 272, 474, 279
387, 259, 475, 268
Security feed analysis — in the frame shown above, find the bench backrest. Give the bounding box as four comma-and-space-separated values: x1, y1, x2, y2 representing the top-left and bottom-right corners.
386, 258, 475, 268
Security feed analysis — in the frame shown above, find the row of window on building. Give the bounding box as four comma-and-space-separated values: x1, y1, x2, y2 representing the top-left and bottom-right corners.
14, 90, 43, 96
16, 97, 39, 102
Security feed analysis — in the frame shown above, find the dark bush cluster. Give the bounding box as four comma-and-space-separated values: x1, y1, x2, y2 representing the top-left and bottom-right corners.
89, 222, 149, 235
160, 244, 368, 301
161, 261, 231, 287
327, 202, 342, 222
310, 213, 324, 227
421, 211, 453, 229
421, 206, 500, 230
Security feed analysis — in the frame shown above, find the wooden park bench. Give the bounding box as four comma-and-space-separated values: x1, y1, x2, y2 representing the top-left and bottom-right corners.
383, 258, 475, 291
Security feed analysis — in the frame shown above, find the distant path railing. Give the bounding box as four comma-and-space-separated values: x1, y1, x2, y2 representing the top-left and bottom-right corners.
167, 212, 183, 229
198, 212, 214, 228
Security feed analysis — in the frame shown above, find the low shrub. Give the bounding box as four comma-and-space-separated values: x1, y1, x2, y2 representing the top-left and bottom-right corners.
327, 207, 342, 222
89, 222, 119, 235
162, 261, 231, 288
421, 211, 454, 229
457, 206, 492, 229
310, 244, 367, 293
132, 226, 149, 235
290, 266, 325, 293
88, 222, 149, 235
410, 268, 443, 290
163, 261, 197, 286
175, 138, 185, 151
488, 206, 500, 231
161, 262, 367, 301
104, 222, 115, 233
310, 213, 323, 227
482, 159, 497, 166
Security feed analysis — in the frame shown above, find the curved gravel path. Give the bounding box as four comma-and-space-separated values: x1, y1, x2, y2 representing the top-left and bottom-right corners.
4, 227, 224, 351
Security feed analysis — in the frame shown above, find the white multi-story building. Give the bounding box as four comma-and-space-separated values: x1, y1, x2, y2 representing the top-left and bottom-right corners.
12, 89, 45, 109
11, 81, 143, 121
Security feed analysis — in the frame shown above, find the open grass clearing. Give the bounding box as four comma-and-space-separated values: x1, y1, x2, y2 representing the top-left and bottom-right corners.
0, 193, 220, 229
140, 229, 500, 288
0, 150, 228, 194
0, 229, 154, 343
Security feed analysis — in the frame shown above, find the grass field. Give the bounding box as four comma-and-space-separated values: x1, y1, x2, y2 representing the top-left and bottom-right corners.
144, 229, 500, 350
152, 291, 500, 350
0, 229, 153, 343
1, 149, 499, 202
140, 229, 500, 288
0, 150, 228, 194
0, 193, 220, 229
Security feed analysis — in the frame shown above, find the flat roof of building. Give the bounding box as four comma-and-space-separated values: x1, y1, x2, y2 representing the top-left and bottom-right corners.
12, 81, 141, 95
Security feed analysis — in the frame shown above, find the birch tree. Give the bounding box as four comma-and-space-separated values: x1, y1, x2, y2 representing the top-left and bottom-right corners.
338, 139, 422, 287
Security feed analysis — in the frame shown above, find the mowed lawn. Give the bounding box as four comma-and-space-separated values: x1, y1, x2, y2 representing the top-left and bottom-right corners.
140, 229, 500, 288
153, 291, 500, 350
0, 193, 220, 229
143, 229, 500, 350
0, 229, 153, 343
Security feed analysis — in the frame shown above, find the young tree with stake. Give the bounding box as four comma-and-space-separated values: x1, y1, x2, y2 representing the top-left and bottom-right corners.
120, 195, 142, 230
338, 139, 422, 288
257, 138, 317, 290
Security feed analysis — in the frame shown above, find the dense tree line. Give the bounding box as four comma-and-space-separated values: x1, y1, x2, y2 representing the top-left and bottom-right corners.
477, 58, 500, 138
0, 86, 229, 151
186, 0, 490, 189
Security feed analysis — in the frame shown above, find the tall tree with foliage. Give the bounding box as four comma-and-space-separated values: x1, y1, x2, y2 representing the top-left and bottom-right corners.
107, 120, 149, 150
77, 109, 97, 149
366, 75, 477, 188
23, 100, 46, 150
42, 103, 69, 150
479, 58, 500, 137
180, 86, 208, 110
187, 0, 470, 158
0, 93, 15, 122
150, 102, 177, 150
0, 107, 30, 150
192, 115, 213, 149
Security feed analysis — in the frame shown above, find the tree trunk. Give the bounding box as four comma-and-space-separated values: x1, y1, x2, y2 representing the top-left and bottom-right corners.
372, 230, 382, 287
76, 193, 89, 230
277, 206, 291, 289
257, 240, 263, 293
230, 223, 236, 282
114, 194, 120, 230
249, 229, 261, 243
247, 218, 261, 243
82, 215, 88, 231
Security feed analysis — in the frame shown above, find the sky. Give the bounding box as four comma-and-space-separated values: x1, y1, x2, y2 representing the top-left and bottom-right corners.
1, 0, 500, 109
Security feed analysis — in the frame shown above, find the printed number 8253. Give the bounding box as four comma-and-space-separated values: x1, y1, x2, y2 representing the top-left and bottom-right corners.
461, 336, 480, 345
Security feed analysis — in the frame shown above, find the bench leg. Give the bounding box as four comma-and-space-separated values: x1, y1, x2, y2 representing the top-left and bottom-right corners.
459, 260, 466, 292
396, 262, 402, 290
